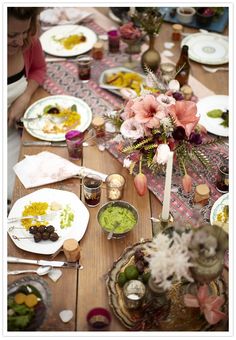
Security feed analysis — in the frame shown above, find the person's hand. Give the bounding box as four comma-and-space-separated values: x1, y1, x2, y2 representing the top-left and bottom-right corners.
8, 92, 31, 128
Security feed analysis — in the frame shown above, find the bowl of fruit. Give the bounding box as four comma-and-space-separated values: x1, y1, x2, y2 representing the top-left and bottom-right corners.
7, 276, 50, 331
195, 7, 215, 26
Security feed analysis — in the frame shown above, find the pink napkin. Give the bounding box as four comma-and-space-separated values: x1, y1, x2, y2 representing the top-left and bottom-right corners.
13, 151, 107, 189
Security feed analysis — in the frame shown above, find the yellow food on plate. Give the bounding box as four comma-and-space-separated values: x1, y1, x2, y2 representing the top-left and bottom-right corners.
105, 71, 143, 95
42, 106, 81, 134
54, 33, 86, 50
14, 293, 26, 304
24, 294, 39, 308
21, 201, 49, 230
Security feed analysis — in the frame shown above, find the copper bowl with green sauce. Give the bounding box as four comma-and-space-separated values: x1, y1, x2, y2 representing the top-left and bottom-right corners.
97, 200, 138, 239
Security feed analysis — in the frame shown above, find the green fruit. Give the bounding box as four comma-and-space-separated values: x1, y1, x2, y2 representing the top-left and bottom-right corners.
124, 265, 139, 280
117, 272, 127, 287
141, 271, 151, 284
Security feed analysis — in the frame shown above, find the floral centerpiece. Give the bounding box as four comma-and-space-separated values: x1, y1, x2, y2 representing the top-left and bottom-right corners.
107, 70, 222, 196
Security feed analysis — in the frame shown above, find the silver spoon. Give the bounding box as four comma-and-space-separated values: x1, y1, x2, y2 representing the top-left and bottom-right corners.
202, 66, 229, 73
107, 222, 120, 240
7, 266, 52, 276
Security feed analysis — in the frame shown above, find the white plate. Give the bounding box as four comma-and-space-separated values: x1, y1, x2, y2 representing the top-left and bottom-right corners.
181, 33, 228, 65
8, 188, 89, 255
210, 193, 228, 225
197, 95, 229, 137
99, 67, 145, 97
23, 95, 92, 141
40, 25, 97, 57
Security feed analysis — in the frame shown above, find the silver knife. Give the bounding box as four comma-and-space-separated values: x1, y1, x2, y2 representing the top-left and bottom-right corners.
7, 256, 83, 269
7, 212, 58, 223
23, 141, 67, 147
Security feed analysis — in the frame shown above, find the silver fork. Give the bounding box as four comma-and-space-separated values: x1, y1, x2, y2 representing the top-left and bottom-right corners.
202, 66, 229, 73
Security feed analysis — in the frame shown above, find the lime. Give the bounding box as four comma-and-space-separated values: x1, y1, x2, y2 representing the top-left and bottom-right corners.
117, 272, 127, 287
141, 271, 151, 284
124, 265, 139, 280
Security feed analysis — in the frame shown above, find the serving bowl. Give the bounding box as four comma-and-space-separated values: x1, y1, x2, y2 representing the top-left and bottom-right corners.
97, 200, 138, 239
8, 276, 51, 331
176, 7, 196, 24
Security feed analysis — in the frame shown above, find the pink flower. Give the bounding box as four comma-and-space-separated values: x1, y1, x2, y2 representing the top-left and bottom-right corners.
120, 117, 145, 139
132, 94, 159, 124
120, 22, 141, 40
120, 99, 135, 120
153, 144, 171, 165
182, 174, 192, 193
168, 101, 199, 137
184, 284, 227, 325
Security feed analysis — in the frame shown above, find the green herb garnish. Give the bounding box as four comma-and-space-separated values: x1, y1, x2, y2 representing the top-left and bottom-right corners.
206, 109, 228, 128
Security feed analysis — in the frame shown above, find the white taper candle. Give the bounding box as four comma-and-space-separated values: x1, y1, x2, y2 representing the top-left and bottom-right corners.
161, 151, 174, 220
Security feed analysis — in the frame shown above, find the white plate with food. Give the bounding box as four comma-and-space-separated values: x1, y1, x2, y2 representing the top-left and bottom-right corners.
210, 193, 229, 233
181, 33, 228, 65
23, 95, 92, 141
8, 188, 90, 255
99, 67, 146, 97
197, 95, 229, 137
40, 24, 97, 57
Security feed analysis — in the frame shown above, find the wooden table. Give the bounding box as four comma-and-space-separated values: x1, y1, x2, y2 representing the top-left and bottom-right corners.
7, 7, 229, 332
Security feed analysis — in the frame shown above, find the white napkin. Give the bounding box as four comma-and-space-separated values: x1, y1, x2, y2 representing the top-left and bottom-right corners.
40, 7, 92, 26
13, 151, 107, 189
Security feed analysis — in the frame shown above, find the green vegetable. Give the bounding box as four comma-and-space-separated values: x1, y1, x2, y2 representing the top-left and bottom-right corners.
206, 109, 223, 118
71, 104, 77, 112
206, 109, 229, 128
60, 205, 74, 228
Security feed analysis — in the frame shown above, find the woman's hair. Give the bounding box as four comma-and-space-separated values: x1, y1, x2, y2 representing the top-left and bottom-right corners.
8, 7, 42, 46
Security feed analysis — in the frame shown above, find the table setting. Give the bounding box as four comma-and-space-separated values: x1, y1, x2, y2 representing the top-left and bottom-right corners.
7, 6, 229, 333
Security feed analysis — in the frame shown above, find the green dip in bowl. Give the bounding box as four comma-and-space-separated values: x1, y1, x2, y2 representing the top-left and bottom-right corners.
97, 200, 138, 238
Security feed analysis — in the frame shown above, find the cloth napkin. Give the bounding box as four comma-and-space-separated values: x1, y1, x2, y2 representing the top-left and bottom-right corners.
40, 7, 92, 26
13, 151, 107, 189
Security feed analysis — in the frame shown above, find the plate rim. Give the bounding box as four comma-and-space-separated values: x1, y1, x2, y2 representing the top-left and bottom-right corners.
40, 24, 97, 57
210, 192, 229, 225
8, 188, 90, 255
197, 94, 229, 137
23, 94, 92, 141
181, 32, 228, 65
99, 66, 145, 97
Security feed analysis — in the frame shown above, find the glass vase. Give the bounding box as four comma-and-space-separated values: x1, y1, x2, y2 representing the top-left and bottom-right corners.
121, 38, 140, 69
141, 34, 161, 73
146, 276, 169, 308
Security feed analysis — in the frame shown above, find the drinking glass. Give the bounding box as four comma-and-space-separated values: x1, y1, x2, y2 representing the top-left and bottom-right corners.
83, 175, 102, 207
77, 55, 92, 82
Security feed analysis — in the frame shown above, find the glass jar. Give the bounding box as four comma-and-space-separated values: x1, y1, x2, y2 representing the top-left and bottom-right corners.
160, 62, 176, 84
92, 116, 105, 138
92, 41, 104, 60
172, 24, 183, 42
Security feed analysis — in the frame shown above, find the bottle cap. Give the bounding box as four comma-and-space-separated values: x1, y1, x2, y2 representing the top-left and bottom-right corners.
196, 184, 210, 196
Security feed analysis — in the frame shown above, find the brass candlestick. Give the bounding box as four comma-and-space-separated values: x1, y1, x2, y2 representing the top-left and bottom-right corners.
150, 214, 174, 235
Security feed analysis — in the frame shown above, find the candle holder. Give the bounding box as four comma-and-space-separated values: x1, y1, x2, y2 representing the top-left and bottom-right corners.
150, 214, 174, 235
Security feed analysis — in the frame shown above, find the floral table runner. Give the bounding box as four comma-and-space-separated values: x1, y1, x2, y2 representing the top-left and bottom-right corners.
42, 20, 228, 226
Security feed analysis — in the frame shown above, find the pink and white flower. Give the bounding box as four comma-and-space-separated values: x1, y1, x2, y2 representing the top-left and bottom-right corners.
153, 144, 171, 165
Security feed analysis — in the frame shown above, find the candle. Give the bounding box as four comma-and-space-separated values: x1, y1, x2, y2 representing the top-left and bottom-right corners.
161, 151, 174, 220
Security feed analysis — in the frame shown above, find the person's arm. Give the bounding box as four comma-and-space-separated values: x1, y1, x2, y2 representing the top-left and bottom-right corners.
8, 39, 46, 127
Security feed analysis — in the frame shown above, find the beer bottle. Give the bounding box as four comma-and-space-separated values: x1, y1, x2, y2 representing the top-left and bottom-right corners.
175, 45, 190, 87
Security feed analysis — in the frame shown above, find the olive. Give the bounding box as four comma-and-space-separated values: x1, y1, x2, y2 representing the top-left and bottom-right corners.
42, 232, 50, 240
45, 225, 55, 234
221, 110, 228, 121
47, 107, 60, 114
34, 232, 42, 243
38, 225, 46, 233
29, 226, 38, 234
50, 232, 59, 242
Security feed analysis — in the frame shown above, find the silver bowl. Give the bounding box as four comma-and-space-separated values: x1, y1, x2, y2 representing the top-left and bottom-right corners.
97, 200, 138, 239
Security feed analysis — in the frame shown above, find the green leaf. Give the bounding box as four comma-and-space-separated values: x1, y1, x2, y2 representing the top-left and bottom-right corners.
206, 109, 223, 118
